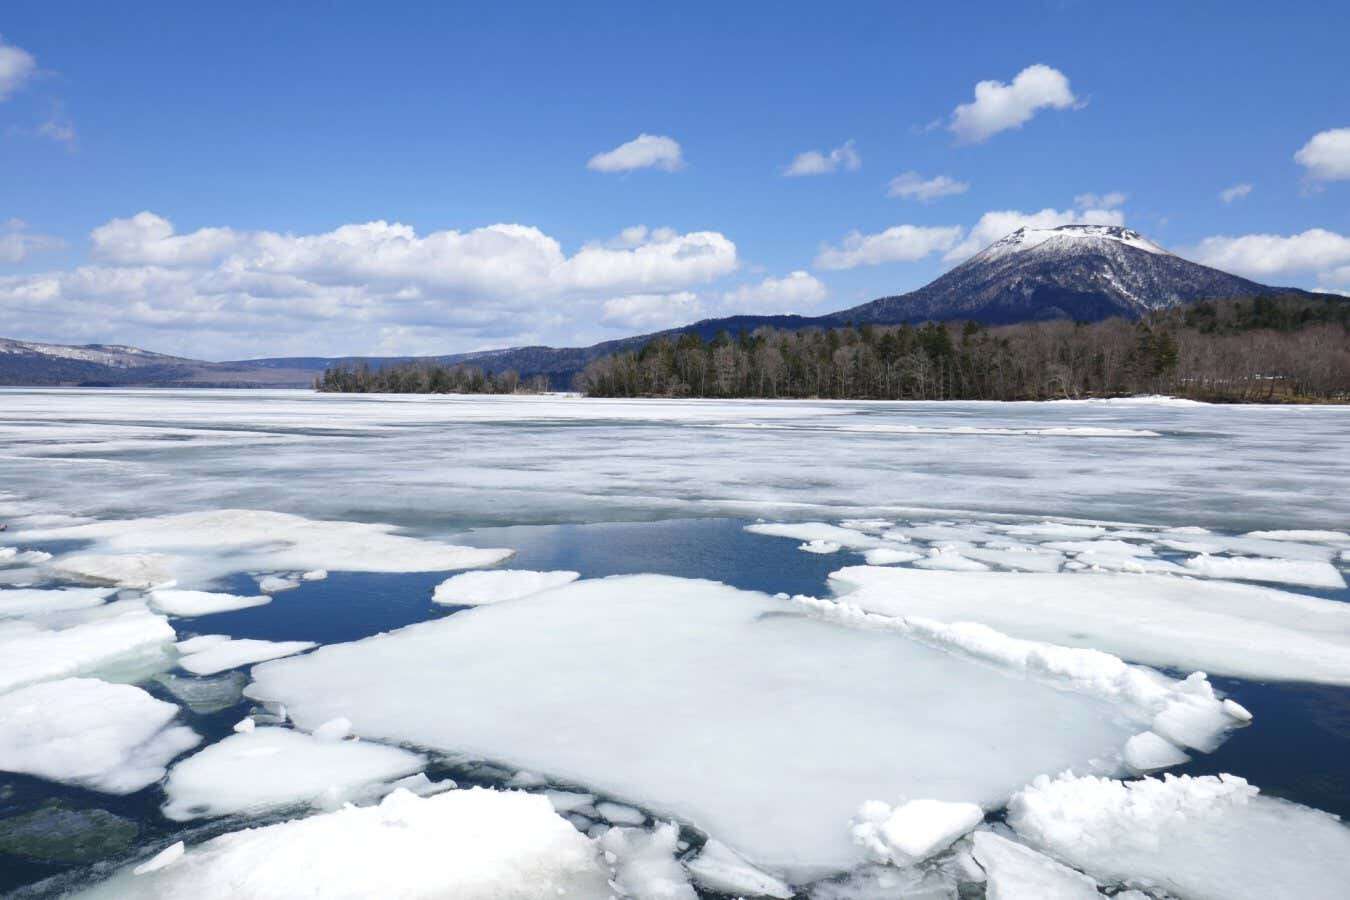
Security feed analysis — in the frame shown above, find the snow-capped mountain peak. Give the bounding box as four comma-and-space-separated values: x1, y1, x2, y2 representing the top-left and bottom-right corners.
980, 224, 1172, 261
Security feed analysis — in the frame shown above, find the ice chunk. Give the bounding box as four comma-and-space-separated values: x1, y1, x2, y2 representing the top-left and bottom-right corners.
827, 565, 1350, 685
312, 716, 352, 742
133, 840, 184, 875
153, 671, 247, 714
1158, 533, 1335, 562
148, 589, 270, 617
1181, 554, 1346, 589
0, 587, 114, 618
0, 678, 200, 793
960, 546, 1063, 573
25, 509, 513, 589
75, 787, 612, 899
800, 539, 842, 554
247, 575, 1153, 879
1122, 731, 1190, 773
1008, 773, 1350, 900
432, 569, 581, 606
862, 547, 922, 566
745, 522, 883, 550
48, 553, 177, 589
161, 726, 425, 820
971, 831, 1098, 900
232, 716, 255, 733
301, 568, 328, 581
1043, 539, 1154, 557
386, 772, 457, 797
0, 547, 54, 565
174, 634, 229, 654
600, 821, 696, 900
686, 838, 793, 898
596, 800, 646, 825
547, 791, 596, 813
178, 637, 316, 676
0, 602, 176, 694
255, 574, 300, 593
999, 522, 1106, 540
1245, 529, 1350, 542
807, 864, 959, 899
851, 798, 983, 865
912, 548, 990, 572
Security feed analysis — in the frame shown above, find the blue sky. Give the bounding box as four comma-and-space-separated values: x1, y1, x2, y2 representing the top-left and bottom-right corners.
1, 1, 1347, 359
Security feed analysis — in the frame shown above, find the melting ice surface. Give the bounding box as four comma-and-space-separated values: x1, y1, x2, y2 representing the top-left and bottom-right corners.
0, 389, 1346, 897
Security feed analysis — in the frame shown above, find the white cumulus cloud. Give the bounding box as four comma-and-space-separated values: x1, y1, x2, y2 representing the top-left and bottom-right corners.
601, 292, 703, 330
1294, 128, 1350, 182
784, 140, 861, 176
722, 271, 826, 313
0, 213, 741, 357
1219, 183, 1253, 203
887, 172, 969, 202
1190, 229, 1350, 288
949, 64, 1079, 144
815, 225, 964, 270
0, 36, 36, 100
587, 134, 685, 173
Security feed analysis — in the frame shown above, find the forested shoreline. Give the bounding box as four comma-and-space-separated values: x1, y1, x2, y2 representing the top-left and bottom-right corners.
315, 362, 549, 394
576, 296, 1350, 402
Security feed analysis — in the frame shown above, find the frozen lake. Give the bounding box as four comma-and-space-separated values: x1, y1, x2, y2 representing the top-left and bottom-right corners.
1, 389, 1348, 898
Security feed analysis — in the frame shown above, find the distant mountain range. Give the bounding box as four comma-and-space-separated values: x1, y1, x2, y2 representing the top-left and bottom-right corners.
0, 225, 1324, 388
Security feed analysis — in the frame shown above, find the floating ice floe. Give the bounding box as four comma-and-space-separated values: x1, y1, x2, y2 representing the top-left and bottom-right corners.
0, 586, 114, 618
76, 787, 613, 899
827, 565, 1350, 685
799, 540, 842, 554
177, 637, 316, 676
24, 509, 513, 589
1245, 529, 1350, 543
247, 574, 1206, 879
744, 522, 884, 550
0, 547, 53, 565
0, 678, 199, 793
1181, 554, 1346, 589
161, 725, 425, 820
148, 589, 271, 617
861, 547, 922, 566
431, 569, 581, 606
153, 671, 247, 714
685, 839, 793, 899
970, 831, 1099, 899
255, 574, 300, 593
851, 798, 984, 866
912, 547, 991, 572
1157, 533, 1336, 562
0, 600, 176, 694
1007, 773, 1350, 900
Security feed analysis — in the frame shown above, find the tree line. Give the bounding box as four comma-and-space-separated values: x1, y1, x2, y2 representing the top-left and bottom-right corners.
316, 361, 550, 394
576, 295, 1350, 402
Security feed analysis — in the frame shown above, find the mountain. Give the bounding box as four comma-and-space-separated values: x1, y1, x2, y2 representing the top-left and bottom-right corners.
0, 224, 1324, 388
827, 224, 1281, 326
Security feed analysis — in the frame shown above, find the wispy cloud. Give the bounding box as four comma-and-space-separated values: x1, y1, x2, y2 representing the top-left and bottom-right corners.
587, 134, 684, 173
887, 172, 969, 202
783, 140, 860, 177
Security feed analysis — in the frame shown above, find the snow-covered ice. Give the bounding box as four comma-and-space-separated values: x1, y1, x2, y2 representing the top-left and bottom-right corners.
431, 569, 581, 606
850, 798, 984, 865
971, 831, 1099, 900
1181, 553, 1346, 589
0, 678, 199, 793
161, 726, 425, 820
685, 839, 793, 898
77, 787, 612, 899
132, 841, 184, 876
0, 600, 176, 694
255, 574, 299, 593
177, 637, 316, 676
745, 522, 883, 549
0, 587, 114, 618
247, 574, 1182, 879
827, 565, 1350, 684
148, 589, 270, 617
23, 509, 513, 589
1008, 773, 1350, 900
599, 822, 695, 900
861, 547, 922, 566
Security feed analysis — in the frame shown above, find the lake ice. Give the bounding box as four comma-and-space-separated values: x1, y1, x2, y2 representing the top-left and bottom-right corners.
0, 388, 1347, 897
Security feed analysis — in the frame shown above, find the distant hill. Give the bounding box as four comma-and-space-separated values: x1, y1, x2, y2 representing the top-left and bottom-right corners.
0, 224, 1325, 388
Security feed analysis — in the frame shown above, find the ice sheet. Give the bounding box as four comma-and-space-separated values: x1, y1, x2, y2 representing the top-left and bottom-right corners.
0, 678, 199, 793
247, 574, 1164, 879
0, 601, 176, 694
177, 637, 316, 676
161, 726, 426, 820
1008, 773, 1350, 900
0, 587, 114, 618
148, 589, 270, 617
24, 509, 512, 589
432, 570, 580, 606
76, 787, 612, 899
827, 565, 1350, 684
